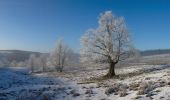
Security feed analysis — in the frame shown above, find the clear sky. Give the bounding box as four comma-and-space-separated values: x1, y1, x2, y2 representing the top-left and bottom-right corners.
0, 0, 170, 53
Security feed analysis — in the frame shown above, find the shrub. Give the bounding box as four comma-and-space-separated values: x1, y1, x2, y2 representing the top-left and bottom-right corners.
105, 87, 115, 95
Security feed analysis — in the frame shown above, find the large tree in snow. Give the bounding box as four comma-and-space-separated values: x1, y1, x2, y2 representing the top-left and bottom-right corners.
80, 11, 134, 77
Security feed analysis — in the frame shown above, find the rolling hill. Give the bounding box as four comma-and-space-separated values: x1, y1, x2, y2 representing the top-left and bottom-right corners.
0, 50, 42, 62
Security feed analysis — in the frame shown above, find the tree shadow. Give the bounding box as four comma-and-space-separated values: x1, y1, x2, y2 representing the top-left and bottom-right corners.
83, 65, 170, 83
117, 64, 170, 79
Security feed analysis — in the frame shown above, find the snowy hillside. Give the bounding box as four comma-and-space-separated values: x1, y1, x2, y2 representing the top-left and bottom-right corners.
0, 67, 78, 100
1, 65, 170, 100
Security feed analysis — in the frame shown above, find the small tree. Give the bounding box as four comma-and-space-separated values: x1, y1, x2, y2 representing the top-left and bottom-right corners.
17, 61, 26, 67
39, 54, 47, 72
10, 60, 17, 67
50, 39, 71, 72
80, 11, 134, 78
28, 54, 36, 73
0, 58, 10, 67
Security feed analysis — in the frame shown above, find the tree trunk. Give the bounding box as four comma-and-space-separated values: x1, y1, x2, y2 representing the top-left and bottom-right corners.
59, 66, 63, 72
31, 66, 34, 73
43, 65, 45, 72
106, 61, 116, 78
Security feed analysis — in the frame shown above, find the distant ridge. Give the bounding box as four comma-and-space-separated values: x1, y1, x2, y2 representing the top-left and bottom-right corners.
1, 49, 170, 62
140, 49, 170, 56
0, 50, 43, 62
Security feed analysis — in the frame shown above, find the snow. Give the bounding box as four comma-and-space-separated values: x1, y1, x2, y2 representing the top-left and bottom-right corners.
1, 65, 170, 100
0, 67, 77, 100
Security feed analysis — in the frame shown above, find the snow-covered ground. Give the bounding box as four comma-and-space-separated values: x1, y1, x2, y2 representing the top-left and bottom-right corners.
1, 65, 170, 100
0, 67, 79, 100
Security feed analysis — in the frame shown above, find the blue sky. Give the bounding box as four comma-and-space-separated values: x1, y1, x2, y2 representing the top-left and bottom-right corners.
0, 0, 170, 52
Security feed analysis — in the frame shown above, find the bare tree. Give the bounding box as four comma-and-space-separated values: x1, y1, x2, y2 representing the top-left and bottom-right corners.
49, 39, 71, 72
80, 11, 134, 78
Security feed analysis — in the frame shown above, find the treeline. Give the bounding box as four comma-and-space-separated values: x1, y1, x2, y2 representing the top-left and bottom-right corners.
27, 39, 79, 73
141, 49, 170, 56
0, 40, 79, 73
0, 50, 41, 67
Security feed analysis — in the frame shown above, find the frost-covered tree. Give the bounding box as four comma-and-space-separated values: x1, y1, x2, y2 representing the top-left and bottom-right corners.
28, 54, 36, 73
49, 39, 72, 72
0, 58, 10, 67
39, 54, 47, 72
0, 61, 4, 67
27, 54, 48, 72
10, 60, 17, 67
17, 61, 26, 67
80, 11, 134, 77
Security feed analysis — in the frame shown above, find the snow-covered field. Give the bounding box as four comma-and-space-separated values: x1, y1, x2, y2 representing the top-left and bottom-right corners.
0, 67, 79, 100
1, 65, 170, 100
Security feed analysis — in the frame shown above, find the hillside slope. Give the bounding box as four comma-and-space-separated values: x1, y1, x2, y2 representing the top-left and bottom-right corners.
0, 50, 42, 62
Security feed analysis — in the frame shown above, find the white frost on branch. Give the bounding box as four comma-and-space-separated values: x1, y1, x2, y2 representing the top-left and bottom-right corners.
80, 11, 134, 66
49, 39, 73, 72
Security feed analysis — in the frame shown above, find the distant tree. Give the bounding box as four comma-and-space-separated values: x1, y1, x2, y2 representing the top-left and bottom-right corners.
28, 54, 36, 73
49, 39, 72, 72
80, 11, 134, 78
0, 60, 5, 67
17, 61, 26, 67
10, 60, 17, 67
39, 54, 48, 72
0, 58, 10, 67
46, 56, 55, 71
3, 58, 10, 67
